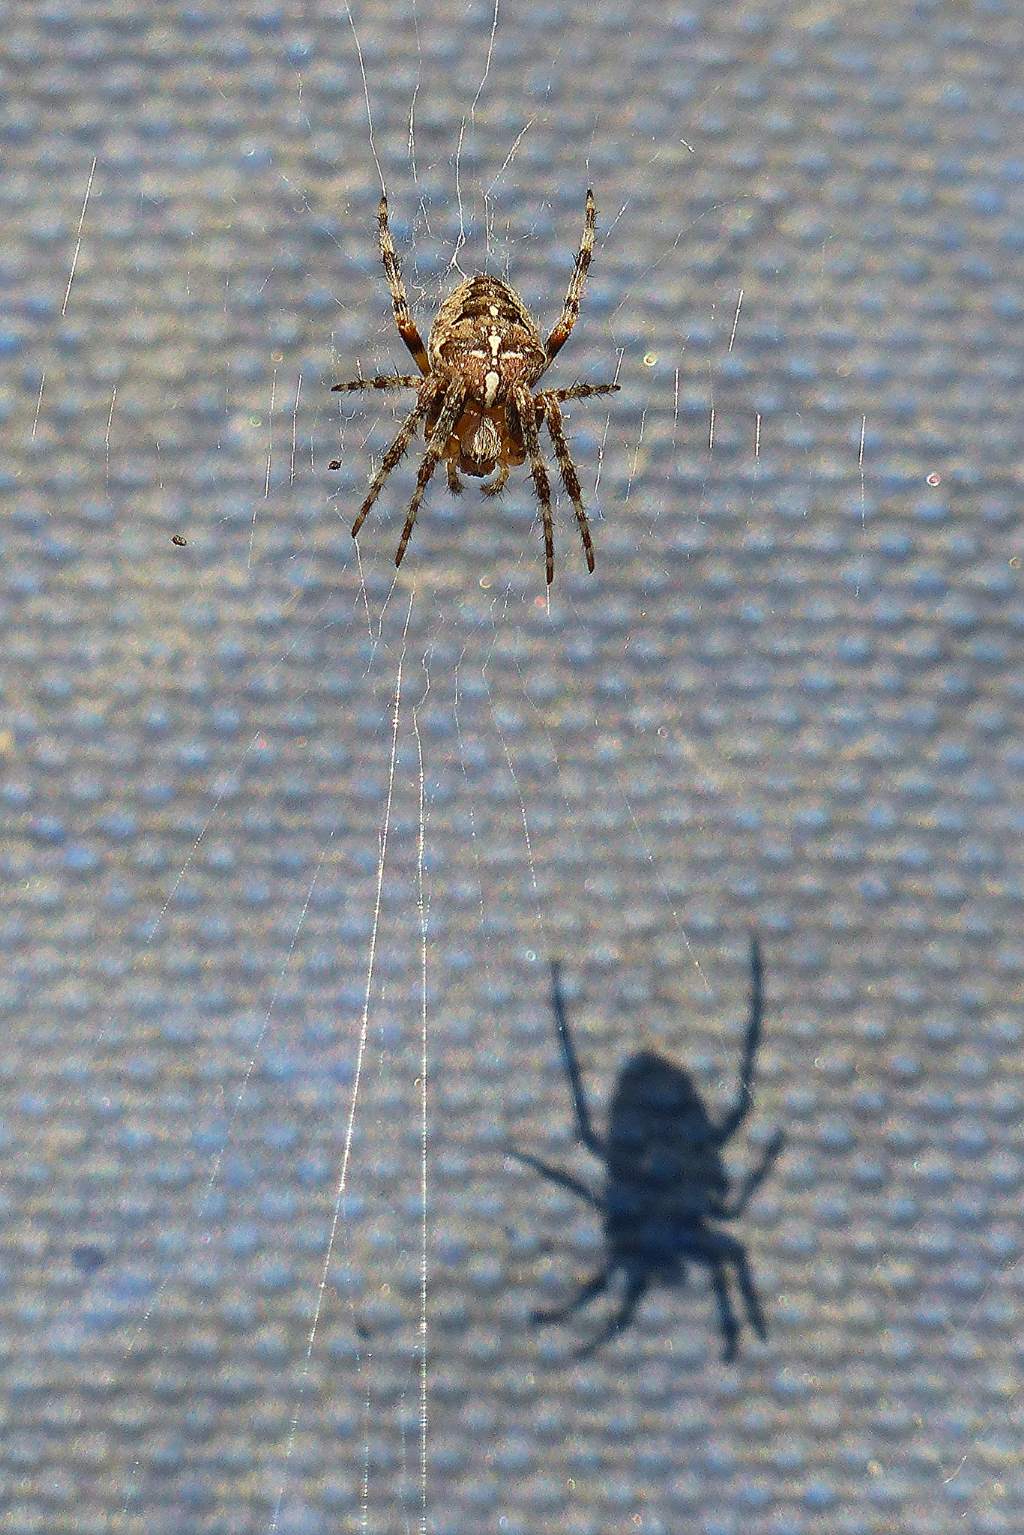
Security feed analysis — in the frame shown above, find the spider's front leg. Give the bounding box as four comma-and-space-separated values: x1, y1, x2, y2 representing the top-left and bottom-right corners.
513, 385, 556, 585
377, 195, 430, 375
545, 189, 596, 365
549, 961, 604, 1155
533, 1266, 610, 1328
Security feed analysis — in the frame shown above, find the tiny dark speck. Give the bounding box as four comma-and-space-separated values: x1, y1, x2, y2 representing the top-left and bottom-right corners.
171, 534, 187, 546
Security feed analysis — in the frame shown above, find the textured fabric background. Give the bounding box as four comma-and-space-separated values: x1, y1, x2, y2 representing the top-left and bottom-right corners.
2, 2, 1023, 1532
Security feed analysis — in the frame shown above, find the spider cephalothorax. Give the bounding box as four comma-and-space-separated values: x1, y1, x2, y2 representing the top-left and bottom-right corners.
330, 192, 619, 584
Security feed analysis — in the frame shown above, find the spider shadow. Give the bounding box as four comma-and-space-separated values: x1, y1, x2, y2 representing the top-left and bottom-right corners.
511, 939, 785, 1361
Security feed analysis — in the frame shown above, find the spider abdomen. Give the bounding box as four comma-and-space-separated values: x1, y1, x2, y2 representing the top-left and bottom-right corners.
429, 275, 546, 407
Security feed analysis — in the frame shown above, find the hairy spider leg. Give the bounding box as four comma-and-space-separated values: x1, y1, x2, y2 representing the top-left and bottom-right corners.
332, 374, 421, 392
378, 195, 430, 375
394, 387, 466, 567
350, 381, 438, 537
514, 385, 556, 584
545, 381, 620, 403
544, 189, 596, 364
538, 394, 596, 574
329, 378, 424, 470
446, 460, 464, 494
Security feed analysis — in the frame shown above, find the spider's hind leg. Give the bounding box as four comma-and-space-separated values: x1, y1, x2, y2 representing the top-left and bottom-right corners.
393, 386, 466, 568
533, 1265, 610, 1327
709, 1259, 741, 1362
537, 392, 596, 574
350, 382, 436, 538
514, 385, 556, 584
576, 1271, 648, 1357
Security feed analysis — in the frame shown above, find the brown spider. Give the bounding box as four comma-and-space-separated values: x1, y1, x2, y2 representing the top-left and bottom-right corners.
330, 191, 619, 584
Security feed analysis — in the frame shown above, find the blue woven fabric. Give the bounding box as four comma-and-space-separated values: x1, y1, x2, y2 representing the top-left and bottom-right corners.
3, 3, 1022, 1531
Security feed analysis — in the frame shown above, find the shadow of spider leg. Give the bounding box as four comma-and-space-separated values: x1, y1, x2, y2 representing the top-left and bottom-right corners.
533, 1265, 613, 1328
693, 1229, 768, 1362
720, 1128, 786, 1219
572, 1270, 650, 1357
508, 1149, 601, 1210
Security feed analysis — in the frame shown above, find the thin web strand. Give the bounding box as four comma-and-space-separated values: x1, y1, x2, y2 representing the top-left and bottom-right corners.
268, 591, 415, 1534
413, 656, 431, 1535
341, 0, 386, 193
61, 155, 98, 316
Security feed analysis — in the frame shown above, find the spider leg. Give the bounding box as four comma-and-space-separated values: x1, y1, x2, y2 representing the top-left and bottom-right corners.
715, 937, 765, 1144
537, 394, 596, 574
532, 1265, 610, 1326
544, 189, 596, 365
719, 1128, 785, 1220
549, 962, 604, 1156
332, 374, 421, 393
377, 195, 430, 375
709, 1257, 741, 1362
394, 386, 466, 568
447, 460, 464, 495
514, 385, 555, 584
687, 1230, 767, 1352
719, 1232, 768, 1341
576, 1271, 648, 1357
507, 1148, 602, 1210
480, 463, 511, 497
545, 382, 620, 404
350, 382, 436, 536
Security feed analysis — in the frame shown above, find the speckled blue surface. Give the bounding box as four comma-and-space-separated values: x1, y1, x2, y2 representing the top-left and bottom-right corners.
3, 2, 1023, 1532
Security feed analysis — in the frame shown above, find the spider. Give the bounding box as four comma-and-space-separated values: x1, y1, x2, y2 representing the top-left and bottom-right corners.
511, 942, 785, 1359
330, 191, 619, 584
